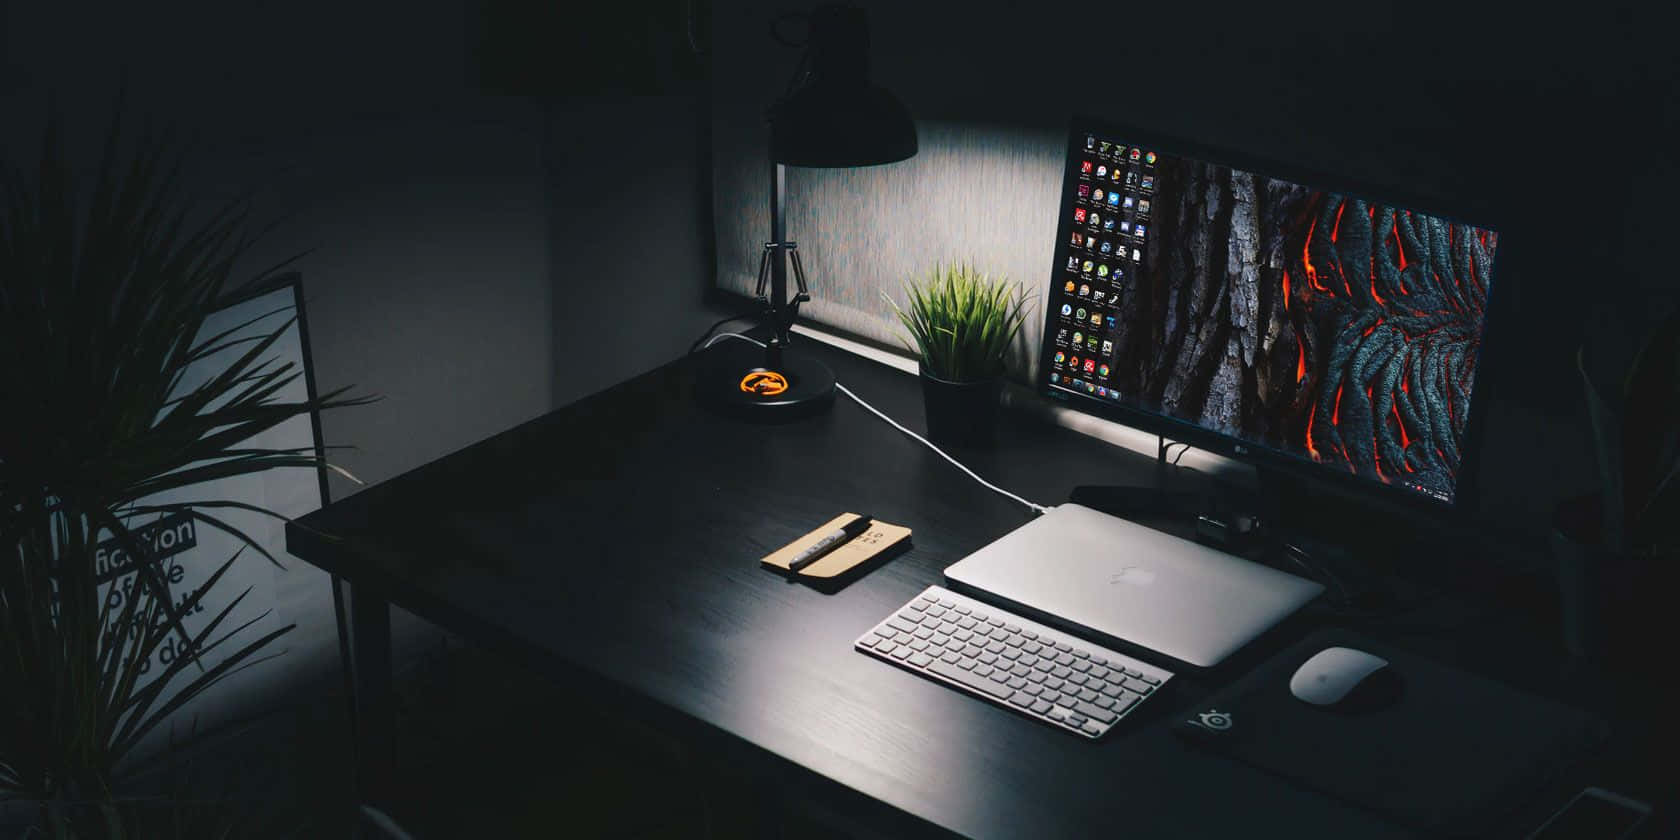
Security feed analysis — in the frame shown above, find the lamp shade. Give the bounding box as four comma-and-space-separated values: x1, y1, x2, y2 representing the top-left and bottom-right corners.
767, 5, 917, 168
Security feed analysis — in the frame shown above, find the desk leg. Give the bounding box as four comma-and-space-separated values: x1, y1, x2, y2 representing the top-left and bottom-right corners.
351, 585, 395, 810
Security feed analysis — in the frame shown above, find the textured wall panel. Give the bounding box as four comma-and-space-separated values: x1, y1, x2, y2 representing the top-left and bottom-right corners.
715, 118, 1063, 375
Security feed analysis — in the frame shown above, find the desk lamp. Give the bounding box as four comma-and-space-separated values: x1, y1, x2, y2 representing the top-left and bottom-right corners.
705, 3, 917, 420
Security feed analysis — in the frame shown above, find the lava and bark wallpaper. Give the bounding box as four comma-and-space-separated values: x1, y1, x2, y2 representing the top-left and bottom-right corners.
1044, 138, 1497, 503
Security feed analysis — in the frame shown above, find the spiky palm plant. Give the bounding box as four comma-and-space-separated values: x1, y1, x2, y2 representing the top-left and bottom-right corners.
886, 263, 1031, 382
0, 115, 371, 833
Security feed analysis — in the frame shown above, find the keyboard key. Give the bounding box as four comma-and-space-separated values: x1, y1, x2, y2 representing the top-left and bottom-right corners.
1026, 671, 1046, 684
978, 652, 998, 665
958, 657, 977, 670
1094, 696, 1117, 709
926, 606, 947, 618
1067, 673, 1089, 686
1000, 648, 1021, 661
1081, 722, 1104, 736
1024, 683, 1043, 696
909, 640, 930, 652
1122, 667, 1143, 679
1031, 699, 1054, 715
876, 641, 897, 655
953, 629, 974, 642
989, 670, 1009, 684
1114, 691, 1142, 714
1010, 664, 1030, 678
1138, 673, 1162, 685
929, 659, 1011, 699
987, 617, 1005, 627
1004, 623, 1021, 633
1088, 666, 1110, 680
1009, 691, 1034, 708
974, 664, 994, 677
963, 645, 984, 658
1066, 711, 1089, 727
932, 633, 951, 647
1021, 630, 1038, 640
909, 652, 933, 668
985, 640, 1006, 654
1071, 659, 1092, 673
1052, 666, 1072, 679
958, 617, 979, 630
888, 617, 918, 634
1054, 694, 1077, 708
1098, 681, 1121, 698
913, 627, 934, 640
1078, 688, 1099, 703
940, 651, 961, 664
1072, 649, 1090, 660
938, 599, 955, 608
1122, 678, 1154, 695
1007, 676, 1027, 690
1046, 706, 1069, 723
1020, 655, 1041, 670
1004, 634, 1025, 648
919, 593, 938, 603
1045, 677, 1065, 691
1089, 656, 1106, 667
971, 611, 989, 622
953, 605, 971, 615
1022, 642, 1043, 655
859, 634, 883, 648
891, 647, 912, 660
1054, 642, 1073, 653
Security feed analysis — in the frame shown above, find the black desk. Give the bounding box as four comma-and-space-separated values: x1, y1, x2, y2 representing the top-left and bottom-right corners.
286, 338, 1644, 839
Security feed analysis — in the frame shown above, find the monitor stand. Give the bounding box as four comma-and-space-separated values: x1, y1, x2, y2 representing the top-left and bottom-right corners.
1068, 436, 1202, 519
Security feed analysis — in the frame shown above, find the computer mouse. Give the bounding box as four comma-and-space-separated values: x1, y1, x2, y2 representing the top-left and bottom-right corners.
1289, 646, 1403, 712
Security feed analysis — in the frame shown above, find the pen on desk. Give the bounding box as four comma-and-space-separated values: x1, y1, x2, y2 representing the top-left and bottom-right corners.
788, 515, 874, 573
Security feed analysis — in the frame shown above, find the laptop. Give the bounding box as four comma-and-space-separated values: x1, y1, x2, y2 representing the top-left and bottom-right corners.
942, 504, 1323, 668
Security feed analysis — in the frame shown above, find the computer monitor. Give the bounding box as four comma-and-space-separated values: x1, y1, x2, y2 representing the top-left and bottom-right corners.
1036, 116, 1502, 510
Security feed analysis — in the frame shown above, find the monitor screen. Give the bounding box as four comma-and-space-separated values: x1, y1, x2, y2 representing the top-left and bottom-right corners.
1037, 118, 1500, 506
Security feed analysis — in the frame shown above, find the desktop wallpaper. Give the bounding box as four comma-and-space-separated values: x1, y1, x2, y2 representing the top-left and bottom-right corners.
1044, 135, 1498, 503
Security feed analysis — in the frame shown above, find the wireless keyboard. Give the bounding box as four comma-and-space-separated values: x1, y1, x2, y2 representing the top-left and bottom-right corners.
855, 585, 1172, 739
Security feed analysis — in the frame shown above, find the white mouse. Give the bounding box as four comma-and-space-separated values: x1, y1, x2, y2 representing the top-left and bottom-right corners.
1289, 646, 1402, 710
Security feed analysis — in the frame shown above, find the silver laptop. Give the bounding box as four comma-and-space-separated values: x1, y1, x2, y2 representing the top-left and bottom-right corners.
943, 503, 1323, 668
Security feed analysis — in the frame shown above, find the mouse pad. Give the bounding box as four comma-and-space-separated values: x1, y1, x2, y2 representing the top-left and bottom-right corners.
1172, 628, 1608, 837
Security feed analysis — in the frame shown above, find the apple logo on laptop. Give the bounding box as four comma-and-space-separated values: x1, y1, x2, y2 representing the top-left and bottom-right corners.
1109, 565, 1157, 586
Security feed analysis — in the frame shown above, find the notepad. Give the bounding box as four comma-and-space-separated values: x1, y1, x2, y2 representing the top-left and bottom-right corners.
761, 513, 912, 582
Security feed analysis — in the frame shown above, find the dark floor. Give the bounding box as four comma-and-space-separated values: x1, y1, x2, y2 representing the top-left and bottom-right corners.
126, 636, 857, 839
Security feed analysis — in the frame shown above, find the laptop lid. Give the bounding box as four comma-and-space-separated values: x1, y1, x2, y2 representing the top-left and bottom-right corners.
942, 504, 1323, 668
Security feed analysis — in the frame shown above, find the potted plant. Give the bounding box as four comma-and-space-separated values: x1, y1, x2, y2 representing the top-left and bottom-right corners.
886, 263, 1031, 447
1553, 307, 1679, 661
0, 116, 369, 835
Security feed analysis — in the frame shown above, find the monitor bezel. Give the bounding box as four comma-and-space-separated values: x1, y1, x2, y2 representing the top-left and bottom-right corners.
1037, 113, 1509, 517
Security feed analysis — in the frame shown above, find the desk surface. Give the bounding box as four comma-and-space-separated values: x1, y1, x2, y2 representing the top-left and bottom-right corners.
286, 337, 1636, 839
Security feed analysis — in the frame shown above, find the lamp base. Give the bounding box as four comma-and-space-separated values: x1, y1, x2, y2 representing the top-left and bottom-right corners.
697, 342, 836, 422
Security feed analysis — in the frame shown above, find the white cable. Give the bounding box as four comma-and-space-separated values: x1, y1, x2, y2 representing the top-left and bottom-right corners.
699, 332, 1050, 515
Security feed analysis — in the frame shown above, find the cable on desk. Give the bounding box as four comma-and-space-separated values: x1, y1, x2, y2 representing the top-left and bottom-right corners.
699, 333, 1051, 515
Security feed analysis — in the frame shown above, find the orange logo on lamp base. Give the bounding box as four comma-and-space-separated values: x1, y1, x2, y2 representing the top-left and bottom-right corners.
739, 370, 789, 396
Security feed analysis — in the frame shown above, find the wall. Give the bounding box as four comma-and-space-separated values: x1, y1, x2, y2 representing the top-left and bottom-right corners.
2, 0, 716, 705
711, 0, 1672, 540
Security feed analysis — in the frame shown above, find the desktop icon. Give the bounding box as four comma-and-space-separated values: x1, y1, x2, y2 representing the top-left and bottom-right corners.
1054, 351, 1065, 364
1086, 135, 1096, 150
1106, 315, 1118, 328
1120, 220, 1131, 234
1086, 382, 1097, 394
1110, 167, 1122, 182
1049, 372, 1060, 383
1064, 280, 1076, 292
1087, 334, 1098, 350
1099, 364, 1110, 378
1126, 172, 1138, 187
1073, 208, 1087, 223
1107, 290, 1121, 303
1135, 224, 1148, 237
1102, 340, 1114, 355
1061, 304, 1073, 316
1132, 248, 1142, 261
1108, 193, 1121, 207
1075, 307, 1087, 320
1099, 141, 1110, 154
1068, 355, 1080, 369
1090, 312, 1102, 326
1088, 212, 1101, 228
1145, 151, 1157, 165
1095, 165, 1108, 178
1092, 188, 1105, 203
1096, 265, 1109, 278
1103, 217, 1116, 231
1100, 241, 1113, 255
1081, 160, 1093, 174
1109, 390, 1121, 400
1083, 358, 1095, 373
1129, 148, 1141, 161
1073, 378, 1084, 389
1123, 195, 1135, 210
1138, 199, 1151, 214
1141, 175, 1155, 190
1078, 284, 1090, 297
1072, 331, 1083, 345
1082, 260, 1094, 273
1066, 256, 1079, 270
1097, 386, 1108, 397
1078, 184, 1091, 199
1071, 231, 1084, 246
1057, 328, 1068, 342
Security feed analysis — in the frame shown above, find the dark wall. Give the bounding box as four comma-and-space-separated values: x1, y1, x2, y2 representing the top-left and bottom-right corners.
713, 0, 1675, 540
1, 0, 718, 497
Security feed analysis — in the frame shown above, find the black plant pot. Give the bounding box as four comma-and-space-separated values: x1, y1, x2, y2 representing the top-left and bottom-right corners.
1549, 493, 1658, 664
919, 367, 1002, 448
